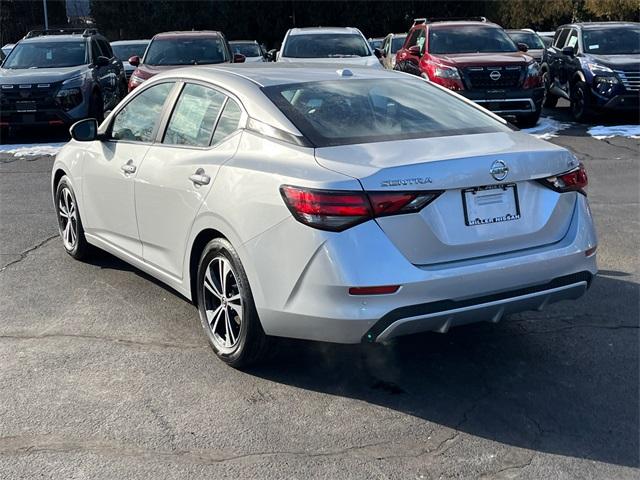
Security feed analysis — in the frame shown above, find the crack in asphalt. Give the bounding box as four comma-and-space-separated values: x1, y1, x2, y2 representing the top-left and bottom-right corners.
0, 333, 205, 350
479, 455, 535, 479
0, 436, 393, 465
599, 138, 640, 155
0, 235, 58, 272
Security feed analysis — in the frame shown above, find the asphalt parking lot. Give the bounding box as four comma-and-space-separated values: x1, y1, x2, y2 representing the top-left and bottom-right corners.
0, 107, 638, 479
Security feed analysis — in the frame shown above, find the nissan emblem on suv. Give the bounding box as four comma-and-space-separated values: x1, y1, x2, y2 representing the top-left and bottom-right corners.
490, 160, 509, 181
489, 70, 502, 81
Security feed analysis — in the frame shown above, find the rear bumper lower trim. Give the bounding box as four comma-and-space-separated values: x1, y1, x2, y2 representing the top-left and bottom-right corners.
363, 271, 593, 342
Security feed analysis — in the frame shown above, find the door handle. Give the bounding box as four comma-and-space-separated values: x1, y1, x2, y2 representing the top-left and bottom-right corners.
189, 168, 210, 186
121, 160, 136, 174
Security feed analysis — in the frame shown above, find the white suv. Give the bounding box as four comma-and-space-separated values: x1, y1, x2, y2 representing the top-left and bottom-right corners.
276, 27, 382, 68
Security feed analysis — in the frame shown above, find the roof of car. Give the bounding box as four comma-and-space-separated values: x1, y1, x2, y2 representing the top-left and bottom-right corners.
19, 35, 94, 43
288, 27, 362, 35
111, 39, 149, 45
563, 21, 639, 29
428, 21, 500, 28
230, 40, 258, 44
152, 30, 223, 39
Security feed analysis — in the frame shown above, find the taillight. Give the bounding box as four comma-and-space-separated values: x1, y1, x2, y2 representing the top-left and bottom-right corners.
280, 185, 442, 232
537, 163, 588, 195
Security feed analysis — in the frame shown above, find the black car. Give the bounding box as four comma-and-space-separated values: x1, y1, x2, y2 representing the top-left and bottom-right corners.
0, 29, 126, 129
542, 22, 640, 121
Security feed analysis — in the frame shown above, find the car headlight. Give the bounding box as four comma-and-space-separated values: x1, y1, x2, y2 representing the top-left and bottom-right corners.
587, 63, 614, 75
55, 87, 83, 111
434, 64, 461, 79
526, 62, 540, 77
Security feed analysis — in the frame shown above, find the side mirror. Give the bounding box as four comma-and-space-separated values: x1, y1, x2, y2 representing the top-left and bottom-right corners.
70, 118, 99, 142
267, 49, 277, 62
95, 56, 110, 67
128, 55, 140, 67
233, 53, 246, 63
408, 45, 421, 56
517, 42, 529, 52
562, 46, 575, 57
374, 47, 383, 59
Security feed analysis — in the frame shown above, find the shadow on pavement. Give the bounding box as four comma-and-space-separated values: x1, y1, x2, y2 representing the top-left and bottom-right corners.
247, 274, 639, 469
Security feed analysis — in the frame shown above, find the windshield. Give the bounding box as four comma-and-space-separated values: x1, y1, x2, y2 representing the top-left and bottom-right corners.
3, 41, 86, 69
391, 35, 407, 53
144, 37, 229, 66
583, 27, 640, 55
283, 33, 371, 58
231, 42, 261, 57
263, 78, 508, 147
507, 32, 545, 49
430, 26, 518, 54
112, 42, 148, 60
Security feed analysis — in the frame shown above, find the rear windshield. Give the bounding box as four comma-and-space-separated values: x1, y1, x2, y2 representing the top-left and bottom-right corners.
112, 42, 148, 60
3, 41, 86, 69
582, 27, 640, 55
507, 32, 545, 50
391, 36, 407, 53
263, 78, 508, 147
283, 33, 371, 58
144, 37, 229, 66
231, 42, 261, 57
429, 26, 518, 54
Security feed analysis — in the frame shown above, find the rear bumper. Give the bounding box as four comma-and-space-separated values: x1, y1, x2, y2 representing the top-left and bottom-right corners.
0, 104, 89, 127
250, 194, 598, 344
462, 87, 544, 115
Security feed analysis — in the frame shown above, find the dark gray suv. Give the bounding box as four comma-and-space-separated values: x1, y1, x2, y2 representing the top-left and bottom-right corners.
0, 29, 126, 129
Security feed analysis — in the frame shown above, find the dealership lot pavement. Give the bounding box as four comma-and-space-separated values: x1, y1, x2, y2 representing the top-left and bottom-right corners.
0, 111, 638, 479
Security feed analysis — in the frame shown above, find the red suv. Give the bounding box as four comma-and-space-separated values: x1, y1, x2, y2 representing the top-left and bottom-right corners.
128, 31, 244, 92
395, 18, 543, 127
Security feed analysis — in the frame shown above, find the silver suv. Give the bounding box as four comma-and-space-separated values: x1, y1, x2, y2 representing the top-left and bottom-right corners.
0, 29, 126, 129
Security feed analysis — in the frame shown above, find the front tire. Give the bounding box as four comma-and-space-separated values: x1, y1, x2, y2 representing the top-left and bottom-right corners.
55, 176, 90, 260
516, 109, 542, 128
196, 238, 270, 368
571, 81, 592, 122
542, 70, 558, 108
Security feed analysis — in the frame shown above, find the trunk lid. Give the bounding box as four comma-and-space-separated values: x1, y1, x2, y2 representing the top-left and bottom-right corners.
314, 131, 578, 265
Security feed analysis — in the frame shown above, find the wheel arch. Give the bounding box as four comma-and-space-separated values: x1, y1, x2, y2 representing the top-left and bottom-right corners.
572, 70, 587, 85
188, 228, 227, 304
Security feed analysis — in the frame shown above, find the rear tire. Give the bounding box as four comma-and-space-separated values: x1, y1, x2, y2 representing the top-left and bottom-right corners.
196, 238, 270, 369
55, 176, 91, 260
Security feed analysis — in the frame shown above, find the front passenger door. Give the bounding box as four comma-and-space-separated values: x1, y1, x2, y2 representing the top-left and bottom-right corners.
82, 82, 176, 257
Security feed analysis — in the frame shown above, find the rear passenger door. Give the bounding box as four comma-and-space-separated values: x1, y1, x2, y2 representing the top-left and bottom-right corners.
134, 82, 245, 279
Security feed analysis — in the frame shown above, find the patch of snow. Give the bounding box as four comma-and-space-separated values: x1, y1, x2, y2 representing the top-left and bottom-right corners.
522, 117, 572, 140
0, 143, 66, 157
587, 125, 640, 140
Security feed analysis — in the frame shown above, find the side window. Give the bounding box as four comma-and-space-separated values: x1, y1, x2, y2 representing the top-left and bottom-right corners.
163, 83, 226, 147
211, 98, 242, 145
405, 28, 422, 48
566, 30, 578, 49
90, 40, 102, 62
98, 39, 113, 58
416, 30, 426, 53
554, 29, 569, 48
111, 82, 174, 142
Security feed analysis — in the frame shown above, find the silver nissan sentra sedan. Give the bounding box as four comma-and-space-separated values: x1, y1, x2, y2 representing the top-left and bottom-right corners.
52, 64, 597, 368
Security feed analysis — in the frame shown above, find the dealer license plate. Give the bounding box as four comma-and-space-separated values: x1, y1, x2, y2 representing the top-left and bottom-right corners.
463, 184, 521, 226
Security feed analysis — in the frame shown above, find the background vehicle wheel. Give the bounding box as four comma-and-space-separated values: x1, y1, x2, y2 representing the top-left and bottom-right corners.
89, 91, 104, 123
516, 110, 542, 128
571, 81, 592, 122
55, 176, 90, 260
196, 238, 270, 368
542, 70, 558, 108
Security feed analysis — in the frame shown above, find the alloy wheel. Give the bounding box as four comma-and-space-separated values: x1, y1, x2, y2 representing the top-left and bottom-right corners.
202, 256, 243, 352
58, 187, 78, 250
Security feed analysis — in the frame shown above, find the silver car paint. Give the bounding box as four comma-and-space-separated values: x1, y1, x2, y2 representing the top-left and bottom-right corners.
53, 64, 597, 344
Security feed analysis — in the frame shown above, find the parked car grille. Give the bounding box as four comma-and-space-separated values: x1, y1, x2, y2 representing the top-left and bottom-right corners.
614, 69, 640, 92
0, 82, 61, 110
463, 66, 524, 89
